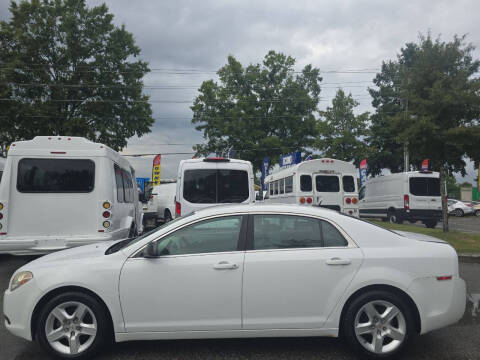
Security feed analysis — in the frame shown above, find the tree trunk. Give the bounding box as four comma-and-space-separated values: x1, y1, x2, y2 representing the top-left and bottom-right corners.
439, 166, 449, 232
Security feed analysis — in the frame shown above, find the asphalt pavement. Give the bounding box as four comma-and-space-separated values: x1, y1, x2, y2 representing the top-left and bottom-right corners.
1, 255, 479, 360
409, 215, 480, 234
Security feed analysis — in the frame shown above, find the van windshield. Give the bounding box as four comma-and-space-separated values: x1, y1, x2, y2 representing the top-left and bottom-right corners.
183, 169, 249, 203
409, 177, 440, 196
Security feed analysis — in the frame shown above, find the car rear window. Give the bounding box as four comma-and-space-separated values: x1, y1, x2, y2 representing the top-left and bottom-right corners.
409, 177, 440, 196
17, 158, 94, 193
183, 169, 249, 204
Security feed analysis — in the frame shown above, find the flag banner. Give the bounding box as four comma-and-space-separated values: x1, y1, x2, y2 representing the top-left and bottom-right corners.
152, 154, 162, 185
359, 159, 367, 187
421, 158, 429, 171
280, 151, 302, 168
261, 157, 270, 191
305, 154, 313, 161
478, 163, 480, 191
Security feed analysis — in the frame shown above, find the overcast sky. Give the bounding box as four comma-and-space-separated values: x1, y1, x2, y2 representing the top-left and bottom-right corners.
1, 0, 478, 183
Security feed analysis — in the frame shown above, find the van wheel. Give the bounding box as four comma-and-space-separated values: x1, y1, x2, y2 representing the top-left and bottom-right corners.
388, 210, 403, 224
342, 290, 414, 359
164, 210, 172, 223
423, 220, 437, 228
37, 292, 110, 359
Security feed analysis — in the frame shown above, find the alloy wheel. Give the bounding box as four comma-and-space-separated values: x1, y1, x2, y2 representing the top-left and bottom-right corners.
354, 300, 407, 355
455, 209, 463, 217
44, 301, 97, 355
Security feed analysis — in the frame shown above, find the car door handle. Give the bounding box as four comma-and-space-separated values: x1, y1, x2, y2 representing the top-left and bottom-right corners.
326, 257, 351, 265
213, 261, 239, 270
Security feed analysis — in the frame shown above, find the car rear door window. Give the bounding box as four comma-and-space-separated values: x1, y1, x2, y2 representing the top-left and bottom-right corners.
321, 220, 348, 247
253, 215, 322, 250
155, 216, 243, 256
17, 158, 94, 193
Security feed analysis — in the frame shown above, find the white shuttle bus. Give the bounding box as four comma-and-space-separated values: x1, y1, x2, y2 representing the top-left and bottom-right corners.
175, 157, 255, 217
0, 136, 143, 255
264, 158, 360, 217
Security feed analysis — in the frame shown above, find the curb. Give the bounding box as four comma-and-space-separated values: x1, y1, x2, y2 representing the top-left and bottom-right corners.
458, 254, 480, 264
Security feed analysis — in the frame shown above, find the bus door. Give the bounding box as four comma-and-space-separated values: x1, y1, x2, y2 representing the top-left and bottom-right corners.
313, 173, 342, 212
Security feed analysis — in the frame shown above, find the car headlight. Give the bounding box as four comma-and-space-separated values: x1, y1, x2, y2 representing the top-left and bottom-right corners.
10, 271, 33, 291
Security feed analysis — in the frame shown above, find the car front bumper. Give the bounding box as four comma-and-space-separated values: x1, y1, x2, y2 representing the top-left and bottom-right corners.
3, 279, 42, 341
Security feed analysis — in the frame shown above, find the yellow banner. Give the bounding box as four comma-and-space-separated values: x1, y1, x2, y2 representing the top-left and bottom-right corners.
152, 154, 161, 185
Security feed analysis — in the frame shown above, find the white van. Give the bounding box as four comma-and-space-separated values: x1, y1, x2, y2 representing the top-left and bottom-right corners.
175, 157, 255, 217
0, 157, 5, 183
0, 136, 143, 255
358, 171, 441, 227
264, 158, 360, 217
143, 182, 176, 228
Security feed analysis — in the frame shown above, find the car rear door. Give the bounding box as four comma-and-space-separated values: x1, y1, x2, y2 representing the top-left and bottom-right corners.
314, 174, 342, 211
242, 213, 363, 329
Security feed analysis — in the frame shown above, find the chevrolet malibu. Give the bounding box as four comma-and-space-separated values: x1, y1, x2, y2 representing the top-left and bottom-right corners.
3, 204, 466, 359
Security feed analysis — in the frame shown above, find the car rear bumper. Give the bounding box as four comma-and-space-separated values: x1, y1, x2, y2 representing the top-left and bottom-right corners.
408, 275, 466, 334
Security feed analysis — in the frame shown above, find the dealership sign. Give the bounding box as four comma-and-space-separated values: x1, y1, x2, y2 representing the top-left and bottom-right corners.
280, 151, 302, 168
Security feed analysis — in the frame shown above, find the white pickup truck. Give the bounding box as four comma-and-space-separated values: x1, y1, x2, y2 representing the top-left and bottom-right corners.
143, 182, 176, 229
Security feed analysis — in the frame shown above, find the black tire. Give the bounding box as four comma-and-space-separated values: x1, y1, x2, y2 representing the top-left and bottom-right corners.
424, 220, 437, 229
128, 223, 136, 238
164, 209, 172, 223
475, 210, 480, 217
342, 290, 415, 359
381, 217, 388, 222
37, 292, 111, 360
387, 210, 403, 224
455, 208, 464, 217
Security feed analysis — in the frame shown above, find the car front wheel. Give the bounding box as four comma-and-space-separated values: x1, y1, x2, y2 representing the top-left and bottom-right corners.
343, 290, 415, 359
37, 292, 110, 359
455, 208, 464, 217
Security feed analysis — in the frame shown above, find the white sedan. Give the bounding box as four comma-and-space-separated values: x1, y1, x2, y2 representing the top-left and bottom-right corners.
447, 199, 474, 217
3, 204, 466, 359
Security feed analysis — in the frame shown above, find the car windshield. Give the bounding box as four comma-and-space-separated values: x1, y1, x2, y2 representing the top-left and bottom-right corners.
105, 215, 191, 254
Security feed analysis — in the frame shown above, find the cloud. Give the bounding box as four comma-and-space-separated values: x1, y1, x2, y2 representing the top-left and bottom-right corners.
1, 0, 479, 179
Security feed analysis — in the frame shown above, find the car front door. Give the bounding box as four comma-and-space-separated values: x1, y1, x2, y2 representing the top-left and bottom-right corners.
242, 214, 363, 329
119, 215, 246, 332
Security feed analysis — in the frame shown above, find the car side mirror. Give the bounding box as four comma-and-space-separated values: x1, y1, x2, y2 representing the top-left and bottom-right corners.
143, 242, 157, 258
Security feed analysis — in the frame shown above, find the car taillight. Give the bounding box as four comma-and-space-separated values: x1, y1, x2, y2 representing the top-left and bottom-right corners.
345, 197, 351, 204
466, 203, 472, 207
404, 194, 410, 210
0, 213, 3, 220
299, 197, 306, 204
102, 201, 111, 209
436, 275, 452, 281
176, 201, 181, 216
103, 220, 111, 228
306, 197, 312, 204
352, 197, 358, 204
102, 211, 111, 218
0, 203, 3, 210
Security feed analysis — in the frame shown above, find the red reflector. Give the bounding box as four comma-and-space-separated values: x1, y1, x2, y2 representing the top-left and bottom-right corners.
175, 201, 181, 216
306, 197, 312, 204
436, 276, 452, 281
0, 232, 7, 235
50, 151, 66, 154
98, 230, 105, 232
102, 211, 111, 218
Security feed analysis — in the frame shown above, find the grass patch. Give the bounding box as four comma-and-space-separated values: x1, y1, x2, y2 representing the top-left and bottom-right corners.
370, 220, 480, 254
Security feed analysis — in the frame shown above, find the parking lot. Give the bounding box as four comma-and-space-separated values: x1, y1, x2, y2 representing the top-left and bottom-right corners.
410, 215, 480, 234
1, 255, 479, 360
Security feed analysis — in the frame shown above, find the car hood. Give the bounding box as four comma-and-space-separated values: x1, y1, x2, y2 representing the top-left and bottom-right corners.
26, 240, 121, 268
392, 230, 447, 244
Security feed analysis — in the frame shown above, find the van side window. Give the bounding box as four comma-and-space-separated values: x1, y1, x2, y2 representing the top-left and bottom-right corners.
343, 176, 355, 192
359, 186, 366, 200
285, 176, 293, 193
122, 169, 134, 203
114, 164, 124, 203
300, 175, 312, 192
17, 158, 94, 193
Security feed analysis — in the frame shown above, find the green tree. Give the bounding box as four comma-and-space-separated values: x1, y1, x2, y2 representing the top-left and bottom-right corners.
0, 0, 154, 152
446, 175, 460, 199
191, 51, 321, 172
370, 34, 480, 231
315, 89, 369, 166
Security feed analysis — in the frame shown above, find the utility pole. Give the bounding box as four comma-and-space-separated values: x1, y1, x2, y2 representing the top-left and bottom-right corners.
404, 97, 409, 172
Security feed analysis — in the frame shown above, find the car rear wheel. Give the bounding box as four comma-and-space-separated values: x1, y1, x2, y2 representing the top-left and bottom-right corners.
388, 210, 403, 224
164, 209, 172, 223
343, 290, 415, 359
455, 208, 464, 217
37, 292, 110, 360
